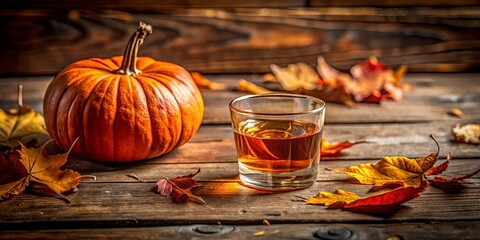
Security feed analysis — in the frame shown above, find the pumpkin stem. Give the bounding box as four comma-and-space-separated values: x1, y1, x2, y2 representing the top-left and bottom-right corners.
116, 21, 153, 76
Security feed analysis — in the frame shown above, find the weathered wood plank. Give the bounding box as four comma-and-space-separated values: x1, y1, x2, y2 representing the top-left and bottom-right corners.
0, 179, 479, 227
67, 159, 480, 184
1, 73, 479, 124
1, 8, 479, 75
56, 121, 480, 170
2, 221, 480, 240
311, 0, 480, 7
2, 0, 307, 9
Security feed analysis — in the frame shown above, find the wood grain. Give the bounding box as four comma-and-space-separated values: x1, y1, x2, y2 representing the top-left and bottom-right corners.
0, 179, 479, 227
1, 7, 479, 75
2, 221, 480, 240
1, 74, 479, 124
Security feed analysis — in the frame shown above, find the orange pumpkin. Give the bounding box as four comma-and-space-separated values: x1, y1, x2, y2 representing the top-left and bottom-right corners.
43, 22, 204, 162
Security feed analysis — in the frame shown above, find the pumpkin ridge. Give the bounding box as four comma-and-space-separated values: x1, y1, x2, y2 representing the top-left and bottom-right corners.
76, 75, 111, 157
153, 73, 203, 147
139, 75, 181, 154
113, 76, 139, 161
105, 76, 120, 161
82, 76, 115, 161
46, 70, 93, 146
130, 76, 154, 159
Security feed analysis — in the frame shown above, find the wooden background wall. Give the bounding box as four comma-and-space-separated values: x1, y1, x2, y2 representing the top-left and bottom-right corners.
1, 0, 480, 76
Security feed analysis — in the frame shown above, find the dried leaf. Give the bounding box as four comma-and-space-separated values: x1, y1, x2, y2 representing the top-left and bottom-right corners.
0, 140, 94, 202
433, 168, 480, 183
452, 124, 480, 144
154, 169, 205, 204
321, 140, 368, 157
336, 135, 440, 188
306, 189, 360, 208
425, 153, 451, 176
447, 108, 464, 118
191, 72, 227, 90
237, 79, 273, 94
0, 102, 49, 149
262, 219, 271, 226
262, 73, 277, 83
253, 231, 265, 236
305, 181, 429, 214
270, 62, 318, 91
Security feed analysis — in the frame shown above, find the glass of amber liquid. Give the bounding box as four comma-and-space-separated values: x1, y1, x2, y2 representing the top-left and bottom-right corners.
229, 93, 325, 191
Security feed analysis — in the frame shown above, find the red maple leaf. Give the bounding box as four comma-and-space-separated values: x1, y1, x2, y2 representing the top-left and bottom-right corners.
154, 169, 205, 204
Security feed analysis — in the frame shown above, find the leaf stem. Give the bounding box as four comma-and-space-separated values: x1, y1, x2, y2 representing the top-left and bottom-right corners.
429, 134, 440, 156
165, 178, 206, 204
17, 84, 23, 107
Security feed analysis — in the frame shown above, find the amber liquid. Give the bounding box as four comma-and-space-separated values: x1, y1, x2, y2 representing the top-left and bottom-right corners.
234, 119, 322, 174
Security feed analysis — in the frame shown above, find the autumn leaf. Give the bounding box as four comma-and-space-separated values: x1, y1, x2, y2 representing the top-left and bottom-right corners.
237, 79, 273, 94
305, 180, 429, 214
447, 108, 464, 118
270, 62, 318, 91
0, 140, 94, 202
452, 124, 480, 144
306, 189, 360, 208
191, 72, 226, 90
154, 168, 205, 204
336, 135, 441, 188
0, 85, 49, 149
432, 168, 480, 183
321, 140, 368, 157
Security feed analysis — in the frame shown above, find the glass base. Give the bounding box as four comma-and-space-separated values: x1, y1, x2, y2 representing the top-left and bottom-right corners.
238, 162, 318, 191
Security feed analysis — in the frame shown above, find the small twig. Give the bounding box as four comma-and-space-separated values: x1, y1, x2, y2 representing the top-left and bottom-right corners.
126, 173, 146, 183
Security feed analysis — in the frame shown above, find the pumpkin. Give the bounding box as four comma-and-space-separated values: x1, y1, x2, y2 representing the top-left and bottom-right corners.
43, 22, 204, 162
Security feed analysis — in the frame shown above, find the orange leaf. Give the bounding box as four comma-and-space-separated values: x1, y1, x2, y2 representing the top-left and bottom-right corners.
191, 72, 226, 90
154, 168, 205, 204
237, 79, 272, 94
336, 135, 441, 188
321, 140, 368, 157
0, 140, 94, 202
306, 181, 429, 214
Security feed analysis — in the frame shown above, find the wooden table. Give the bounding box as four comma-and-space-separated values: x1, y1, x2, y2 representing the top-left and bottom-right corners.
0, 73, 479, 239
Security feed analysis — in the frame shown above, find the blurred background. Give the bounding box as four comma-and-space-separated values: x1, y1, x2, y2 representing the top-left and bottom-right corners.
1, 0, 480, 76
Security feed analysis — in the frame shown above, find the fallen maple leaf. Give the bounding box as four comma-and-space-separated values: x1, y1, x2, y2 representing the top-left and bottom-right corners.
0, 85, 50, 149
305, 134, 478, 214
305, 181, 428, 214
191, 72, 227, 90
0, 140, 94, 202
237, 79, 273, 94
321, 140, 368, 157
270, 62, 318, 91
269, 57, 407, 105
432, 169, 480, 183
336, 135, 441, 188
452, 124, 480, 144
154, 168, 205, 204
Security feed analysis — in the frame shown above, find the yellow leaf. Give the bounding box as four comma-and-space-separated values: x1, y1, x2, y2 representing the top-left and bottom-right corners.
0, 85, 49, 148
305, 189, 360, 208
336, 135, 440, 187
452, 124, 480, 144
0, 140, 94, 202
270, 62, 318, 91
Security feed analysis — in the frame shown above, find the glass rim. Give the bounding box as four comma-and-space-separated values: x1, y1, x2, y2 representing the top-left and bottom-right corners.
229, 93, 326, 116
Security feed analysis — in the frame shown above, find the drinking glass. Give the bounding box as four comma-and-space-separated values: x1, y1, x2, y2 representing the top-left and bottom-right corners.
229, 93, 326, 191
